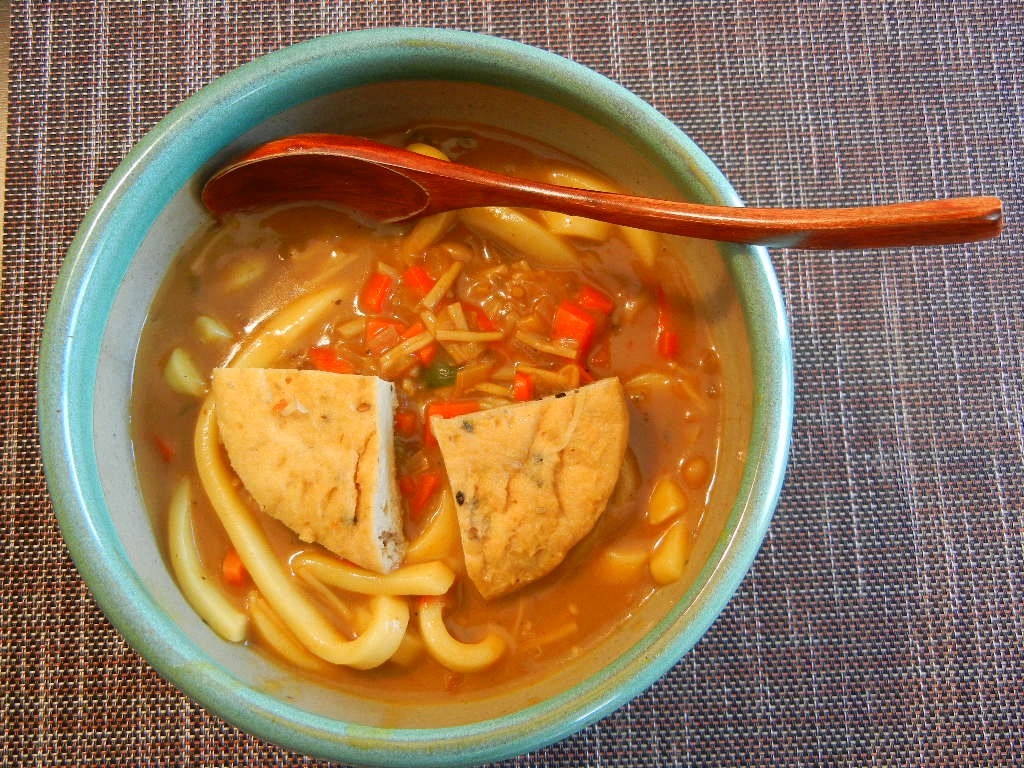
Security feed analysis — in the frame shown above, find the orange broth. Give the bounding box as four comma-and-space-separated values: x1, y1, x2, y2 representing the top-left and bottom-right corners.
131, 124, 724, 699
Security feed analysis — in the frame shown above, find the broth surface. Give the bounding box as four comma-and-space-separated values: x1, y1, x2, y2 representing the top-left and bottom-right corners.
132, 123, 725, 699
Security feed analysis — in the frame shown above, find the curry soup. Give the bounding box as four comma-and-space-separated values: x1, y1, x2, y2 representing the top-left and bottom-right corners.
131, 123, 725, 699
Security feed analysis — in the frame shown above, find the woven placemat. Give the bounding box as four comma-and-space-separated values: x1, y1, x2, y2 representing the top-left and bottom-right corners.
3, 2, 1022, 765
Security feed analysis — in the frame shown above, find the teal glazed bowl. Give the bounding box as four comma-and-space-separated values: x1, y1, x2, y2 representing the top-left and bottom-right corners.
39, 28, 792, 766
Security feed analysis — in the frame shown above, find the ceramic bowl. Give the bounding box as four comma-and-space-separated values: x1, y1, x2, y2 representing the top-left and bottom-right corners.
39, 28, 792, 766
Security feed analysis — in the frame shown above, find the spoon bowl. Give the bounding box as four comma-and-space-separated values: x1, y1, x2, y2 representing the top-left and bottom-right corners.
203, 133, 1004, 250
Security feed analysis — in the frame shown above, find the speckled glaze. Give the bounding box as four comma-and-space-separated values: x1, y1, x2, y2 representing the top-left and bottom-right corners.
38, 28, 793, 766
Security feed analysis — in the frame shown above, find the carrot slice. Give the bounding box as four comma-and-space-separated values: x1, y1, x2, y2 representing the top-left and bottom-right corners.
359, 271, 394, 313
394, 409, 418, 437
402, 265, 437, 298
463, 303, 497, 332
417, 342, 439, 365
424, 400, 481, 443
577, 285, 614, 314
657, 329, 680, 359
401, 320, 439, 364
153, 434, 175, 463
366, 317, 405, 340
401, 321, 427, 338
399, 471, 441, 521
222, 549, 248, 587
308, 345, 354, 374
513, 372, 534, 401
427, 400, 481, 420
656, 289, 679, 360
551, 300, 597, 355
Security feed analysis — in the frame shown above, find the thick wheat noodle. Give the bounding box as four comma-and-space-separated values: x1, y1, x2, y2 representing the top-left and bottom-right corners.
166, 478, 248, 642
418, 598, 506, 673
542, 167, 658, 267
459, 206, 578, 268
226, 282, 347, 369
164, 348, 207, 397
292, 553, 455, 596
400, 211, 456, 258
248, 592, 333, 673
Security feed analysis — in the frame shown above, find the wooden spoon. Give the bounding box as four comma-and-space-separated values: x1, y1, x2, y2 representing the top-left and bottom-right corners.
202, 134, 1003, 249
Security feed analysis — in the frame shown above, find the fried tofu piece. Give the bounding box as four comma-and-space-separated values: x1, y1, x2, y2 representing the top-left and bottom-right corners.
432, 377, 629, 599
211, 368, 405, 573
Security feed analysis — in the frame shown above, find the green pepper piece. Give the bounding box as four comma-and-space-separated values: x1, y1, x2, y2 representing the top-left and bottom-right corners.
423, 356, 459, 389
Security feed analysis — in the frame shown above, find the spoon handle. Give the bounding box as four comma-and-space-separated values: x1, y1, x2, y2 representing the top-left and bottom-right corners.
408, 159, 1004, 249
491, 187, 1003, 249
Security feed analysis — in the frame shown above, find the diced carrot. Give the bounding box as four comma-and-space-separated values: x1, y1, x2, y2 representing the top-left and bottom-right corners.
656, 289, 679, 360
365, 317, 405, 342
153, 434, 175, 464
394, 408, 418, 437
222, 549, 248, 587
399, 471, 441, 521
398, 320, 439, 364
463, 303, 497, 332
359, 270, 394, 313
427, 400, 481, 420
513, 372, 534, 401
424, 400, 480, 443
417, 342, 439, 365
412, 473, 440, 520
308, 345, 354, 374
551, 300, 598, 355
402, 265, 437, 297
657, 329, 680, 359
577, 285, 615, 314
401, 320, 427, 339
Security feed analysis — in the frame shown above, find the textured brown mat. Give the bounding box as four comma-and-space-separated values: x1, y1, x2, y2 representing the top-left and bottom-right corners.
3, 2, 1022, 766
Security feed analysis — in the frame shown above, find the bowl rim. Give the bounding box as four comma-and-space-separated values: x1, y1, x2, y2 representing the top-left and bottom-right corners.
38, 27, 793, 767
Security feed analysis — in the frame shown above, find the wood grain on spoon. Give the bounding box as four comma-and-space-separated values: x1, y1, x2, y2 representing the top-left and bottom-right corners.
202, 134, 1004, 250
